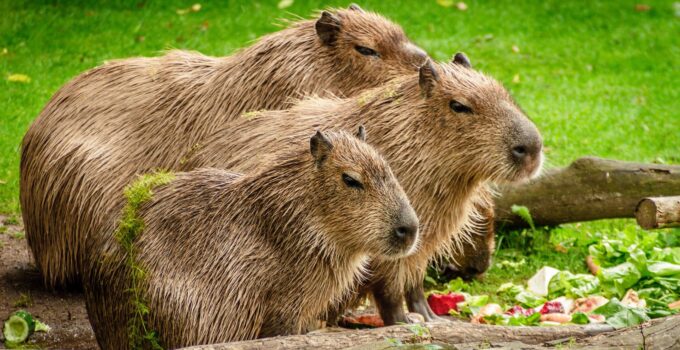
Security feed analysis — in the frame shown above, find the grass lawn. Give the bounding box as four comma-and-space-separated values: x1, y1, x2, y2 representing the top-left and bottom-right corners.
1, 1, 678, 300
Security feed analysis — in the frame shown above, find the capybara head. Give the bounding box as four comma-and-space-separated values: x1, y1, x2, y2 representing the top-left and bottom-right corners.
316, 5, 428, 85
443, 229, 495, 281
416, 55, 543, 183
309, 127, 419, 258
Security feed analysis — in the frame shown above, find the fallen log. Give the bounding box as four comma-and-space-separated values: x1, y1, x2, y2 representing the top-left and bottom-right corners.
494, 157, 680, 229
179, 316, 680, 350
180, 321, 614, 349
635, 196, 680, 229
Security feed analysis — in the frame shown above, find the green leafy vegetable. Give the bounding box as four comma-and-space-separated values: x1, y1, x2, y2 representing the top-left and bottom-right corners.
483, 312, 541, 326
570, 312, 589, 325
647, 261, 680, 277
598, 262, 641, 297
548, 271, 600, 299
515, 291, 546, 308
593, 298, 650, 328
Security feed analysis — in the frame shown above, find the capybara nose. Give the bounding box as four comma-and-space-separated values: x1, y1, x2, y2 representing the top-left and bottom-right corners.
393, 203, 419, 252
394, 224, 417, 240
511, 140, 541, 162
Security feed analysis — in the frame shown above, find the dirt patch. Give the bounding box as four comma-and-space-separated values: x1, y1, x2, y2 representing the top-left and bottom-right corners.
0, 215, 97, 349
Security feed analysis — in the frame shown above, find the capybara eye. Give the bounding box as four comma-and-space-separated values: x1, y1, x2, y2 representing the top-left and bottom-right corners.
354, 45, 379, 57
342, 173, 364, 189
449, 100, 473, 114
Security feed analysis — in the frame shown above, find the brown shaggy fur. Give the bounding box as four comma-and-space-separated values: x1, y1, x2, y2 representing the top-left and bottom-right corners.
20, 6, 427, 288
183, 59, 543, 324
84, 130, 419, 349
436, 202, 496, 281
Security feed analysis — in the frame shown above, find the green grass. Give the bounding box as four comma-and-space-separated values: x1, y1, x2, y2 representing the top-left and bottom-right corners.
1, 0, 679, 213
0, 1, 678, 300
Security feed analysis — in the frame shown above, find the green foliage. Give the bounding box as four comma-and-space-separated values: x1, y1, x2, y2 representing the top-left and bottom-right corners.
511, 205, 535, 230
115, 171, 174, 350
497, 282, 545, 308
570, 312, 589, 325
547, 271, 599, 299
592, 298, 650, 328
482, 311, 541, 326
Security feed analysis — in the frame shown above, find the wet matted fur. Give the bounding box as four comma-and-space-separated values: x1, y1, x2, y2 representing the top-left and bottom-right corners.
85, 130, 419, 349
20, 5, 427, 288
183, 58, 544, 324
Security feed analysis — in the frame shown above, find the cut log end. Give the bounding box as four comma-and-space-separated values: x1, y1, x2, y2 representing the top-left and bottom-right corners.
635, 196, 680, 229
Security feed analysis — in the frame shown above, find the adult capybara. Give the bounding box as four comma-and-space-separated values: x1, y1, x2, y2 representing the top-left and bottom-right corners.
20, 5, 428, 288
84, 129, 419, 349
183, 56, 543, 324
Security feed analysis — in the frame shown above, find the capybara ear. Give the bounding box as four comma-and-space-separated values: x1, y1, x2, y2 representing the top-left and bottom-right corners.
316, 11, 342, 46
452, 52, 472, 68
355, 125, 366, 141
310, 130, 334, 165
419, 59, 439, 98
348, 3, 365, 13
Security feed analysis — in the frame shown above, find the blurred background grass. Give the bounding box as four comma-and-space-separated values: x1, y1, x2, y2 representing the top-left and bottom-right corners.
1, 0, 678, 212
1, 1, 678, 293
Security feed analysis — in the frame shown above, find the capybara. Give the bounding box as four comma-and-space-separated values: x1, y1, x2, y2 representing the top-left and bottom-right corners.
84, 129, 419, 349
183, 56, 543, 324
20, 5, 428, 288
436, 201, 496, 281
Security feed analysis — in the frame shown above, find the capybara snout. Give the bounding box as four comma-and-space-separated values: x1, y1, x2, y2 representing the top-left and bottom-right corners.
508, 116, 543, 180
387, 200, 420, 257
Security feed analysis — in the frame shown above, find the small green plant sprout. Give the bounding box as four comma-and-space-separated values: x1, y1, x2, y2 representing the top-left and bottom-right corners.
0, 226, 7, 234
115, 171, 174, 350
511, 204, 535, 230
407, 323, 431, 343
13, 293, 33, 308
241, 110, 263, 120
11, 231, 25, 240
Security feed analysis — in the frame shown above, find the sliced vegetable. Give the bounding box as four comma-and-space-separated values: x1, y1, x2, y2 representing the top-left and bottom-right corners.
539, 301, 564, 314
3, 310, 50, 345
427, 292, 465, 315
527, 266, 560, 296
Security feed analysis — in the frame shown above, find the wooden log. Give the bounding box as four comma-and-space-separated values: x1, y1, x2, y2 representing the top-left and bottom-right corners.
179, 320, 614, 350
178, 316, 680, 350
635, 196, 680, 229
494, 157, 680, 229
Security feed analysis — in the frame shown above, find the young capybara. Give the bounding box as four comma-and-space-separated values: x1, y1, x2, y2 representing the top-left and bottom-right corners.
84, 129, 419, 349
183, 56, 543, 324
20, 5, 429, 288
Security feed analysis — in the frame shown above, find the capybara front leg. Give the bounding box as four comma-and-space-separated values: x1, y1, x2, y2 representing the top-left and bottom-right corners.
371, 280, 408, 325
406, 282, 444, 322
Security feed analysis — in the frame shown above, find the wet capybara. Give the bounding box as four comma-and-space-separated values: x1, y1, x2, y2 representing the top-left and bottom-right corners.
184, 56, 543, 324
84, 129, 419, 349
20, 5, 428, 288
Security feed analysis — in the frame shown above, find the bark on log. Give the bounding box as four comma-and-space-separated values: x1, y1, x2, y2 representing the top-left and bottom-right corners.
636, 196, 680, 229
179, 316, 680, 350
494, 157, 680, 229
